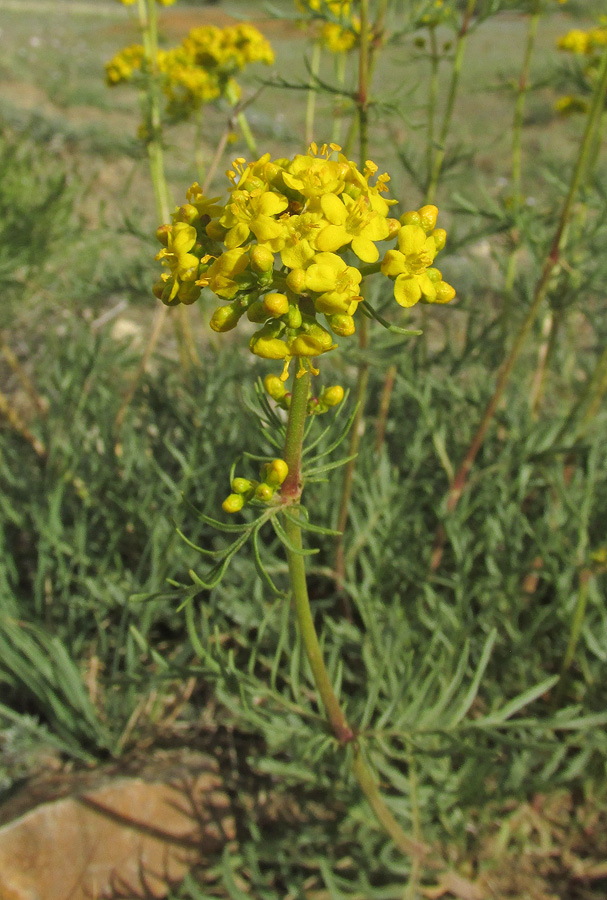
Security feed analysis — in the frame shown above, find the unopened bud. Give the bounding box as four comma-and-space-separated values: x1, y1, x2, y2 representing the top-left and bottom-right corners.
286, 304, 302, 329
322, 385, 344, 407
286, 268, 306, 294
327, 314, 355, 337
247, 301, 268, 323
223, 493, 244, 514
418, 204, 438, 232
250, 245, 275, 273
210, 305, 241, 332
177, 282, 201, 305
206, 220, 227, 241
250, 334, 289, 360
386, 218, 400, 239
426, 267, 442, 284
432, 228, 447, 251
156, 224, 170, 246
231, 477, 254, 494
263, 292, 290, 317
265, 459, 288, 486
400, 210, 421, 228
264, 374, 286, 400
434, 281, 456, 304
255, 483, 274, 502
174, 203, 199, 225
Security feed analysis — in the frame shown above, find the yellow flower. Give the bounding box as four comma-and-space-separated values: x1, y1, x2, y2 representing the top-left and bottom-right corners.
278, 212, 323, 269
155, 222, 200, 302
282, 146, 349, 200
104, 44, 144, 85
381, 224, 440, 307
319, 21, 358, 54
220, 189, 289, 249
316, 192, 390, 262
197, 248, 250, 299
557, 29, 590, 55
304, 252, 362, 314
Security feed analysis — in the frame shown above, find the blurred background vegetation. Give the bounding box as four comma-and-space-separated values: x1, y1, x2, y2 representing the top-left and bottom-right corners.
0, 1, 606, 898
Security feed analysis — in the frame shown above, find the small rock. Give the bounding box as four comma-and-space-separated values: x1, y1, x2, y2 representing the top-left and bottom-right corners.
0, 753, 234, 900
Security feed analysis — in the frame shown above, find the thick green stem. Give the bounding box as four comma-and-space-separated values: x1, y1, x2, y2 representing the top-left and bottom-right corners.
430, 42, 607, 571
426, 0, 476, 204
282, 370, 311, 499
280, 373, 428, 859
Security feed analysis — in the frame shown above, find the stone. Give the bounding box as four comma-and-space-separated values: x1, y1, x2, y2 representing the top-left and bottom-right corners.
0, 752, 234, 900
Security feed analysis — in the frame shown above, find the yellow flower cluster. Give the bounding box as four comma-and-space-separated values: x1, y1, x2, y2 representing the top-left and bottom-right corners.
295, 0, 360, 55
555, 19, 607, 116
105, 23, 274, 114
557, 25, 607, 56
154, 143, 455, 380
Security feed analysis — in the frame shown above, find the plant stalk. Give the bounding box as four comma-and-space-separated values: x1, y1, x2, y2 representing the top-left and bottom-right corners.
281, 371, 428, 859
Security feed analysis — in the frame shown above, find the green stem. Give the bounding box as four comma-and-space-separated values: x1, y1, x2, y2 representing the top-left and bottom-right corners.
426, 0, 476, 204
280, 373, 428, 859
306, 40, 322, 146
430, 41, 607, 570
282, 370, 311, 499
236, 109, 257, 155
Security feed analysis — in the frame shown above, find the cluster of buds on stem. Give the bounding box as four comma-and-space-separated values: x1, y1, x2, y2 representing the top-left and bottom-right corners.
223, 458, 289, 513
264, 374, 344, 416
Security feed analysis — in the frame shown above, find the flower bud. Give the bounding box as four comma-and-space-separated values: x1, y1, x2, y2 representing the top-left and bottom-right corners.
255, 483, 274, 502
263, 292, 290, 317
250, 245, 275, 273
247, 301, 268, 323
232, 477, 255, 494
327, 314, 355, 337
386, 218, 401, 239
152, 280, 167, 299
286, 268, 306, 294
400, 210, 421, 228
250, 332, 289, 359
288, 334, 326, 357
264, 374, 286, 400
321, 385, 344, 407
265, 458, 288, 486
210, 304, 241, 332
206, 220, 227, 241
156, 224, 170, 246
223, 493, 244, 514
434, 281, 456, 304
432, 228, 447, 251
174, 203, 199, 225
286, 304, 303, 329
426, 267, 442, 284
178, 282, 201, 305
418, 204, 438, 232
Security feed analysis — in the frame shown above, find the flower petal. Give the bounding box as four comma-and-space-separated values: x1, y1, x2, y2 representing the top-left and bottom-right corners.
394, 274, 422, 308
